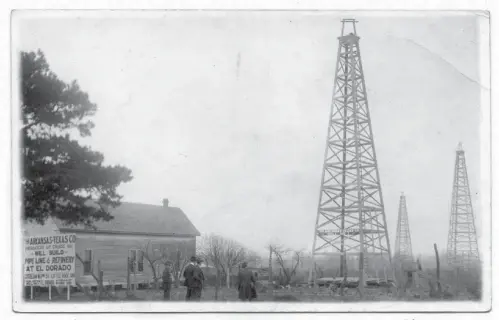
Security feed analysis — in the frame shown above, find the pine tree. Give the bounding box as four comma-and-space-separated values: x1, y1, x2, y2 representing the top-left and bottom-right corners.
21, 50, 133, 227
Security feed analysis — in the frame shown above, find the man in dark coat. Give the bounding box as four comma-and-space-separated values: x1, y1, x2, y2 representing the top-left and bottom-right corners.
252, 272, 258, 299
196, 258, 205, 289
237, 262, 256, 301
162, 262, 173, 300
183, 256, 204, 301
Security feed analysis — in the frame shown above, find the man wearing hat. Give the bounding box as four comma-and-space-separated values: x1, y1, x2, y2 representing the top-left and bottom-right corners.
162, 261, 173, 300
196, 257, 205, 290
183, 256, 204, 301
237, 262, 256, 301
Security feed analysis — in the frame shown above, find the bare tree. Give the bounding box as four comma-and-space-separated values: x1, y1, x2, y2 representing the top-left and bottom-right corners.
269, 242, 304, 286
268, 245, 273, 285
170, 247, 190, 288
198, 234, 249, 290
140, 241, 191, 290
223, 239, 247, 288
140, 240, 167, 289
197, 234, 225, 300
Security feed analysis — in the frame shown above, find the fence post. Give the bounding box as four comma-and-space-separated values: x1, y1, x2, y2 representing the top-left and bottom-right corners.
215, 269, 219, 301
100, 270, 104, 296
358, 251, 364, 298
127, 257, 130, 292
269, 249, 274, 296
454, 267, 460, 296
97, 260, 102, 300
434, 243, 442, 296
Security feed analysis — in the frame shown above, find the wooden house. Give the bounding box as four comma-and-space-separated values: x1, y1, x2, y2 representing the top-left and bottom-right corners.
23, 199, 200, 289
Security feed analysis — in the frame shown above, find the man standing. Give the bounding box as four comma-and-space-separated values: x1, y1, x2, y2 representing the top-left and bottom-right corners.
183, 256, 204, 301
237, 262, 256, 301
196, 258, 205, 291
162, 262, 173, 300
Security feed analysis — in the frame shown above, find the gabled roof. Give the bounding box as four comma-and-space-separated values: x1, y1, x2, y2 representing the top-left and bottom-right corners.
54, 201, 200, 237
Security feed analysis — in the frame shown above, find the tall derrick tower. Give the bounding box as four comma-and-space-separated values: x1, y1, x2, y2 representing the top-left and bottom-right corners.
447, 143, 480, 271
308, 19, 393, 294
394, 193, 413, 263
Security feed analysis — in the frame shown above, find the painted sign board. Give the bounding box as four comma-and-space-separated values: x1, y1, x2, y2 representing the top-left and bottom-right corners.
23, 234, 76, 286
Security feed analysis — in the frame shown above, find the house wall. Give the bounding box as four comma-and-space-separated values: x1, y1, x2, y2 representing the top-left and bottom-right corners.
73, 232, 196, 287
22, 220, 197, 288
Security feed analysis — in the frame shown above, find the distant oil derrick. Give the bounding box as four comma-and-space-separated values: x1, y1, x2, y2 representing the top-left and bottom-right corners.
394, 193, 414, 264
446, 143, 480, 271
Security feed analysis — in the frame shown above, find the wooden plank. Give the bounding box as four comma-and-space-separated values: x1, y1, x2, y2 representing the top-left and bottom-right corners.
434, 243, 442, 295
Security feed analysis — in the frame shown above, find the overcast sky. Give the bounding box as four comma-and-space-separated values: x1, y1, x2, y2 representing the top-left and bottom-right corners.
15, 11, 488, 256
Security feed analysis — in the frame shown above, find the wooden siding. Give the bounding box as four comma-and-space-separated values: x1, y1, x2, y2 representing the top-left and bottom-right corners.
73, 232, 196, 287
23, 220, 197, 287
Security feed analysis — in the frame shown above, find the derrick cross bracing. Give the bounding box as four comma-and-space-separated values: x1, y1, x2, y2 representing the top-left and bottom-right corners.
446, 143, 480, 271
308, 19, 393, 294
394, 193, 414, 264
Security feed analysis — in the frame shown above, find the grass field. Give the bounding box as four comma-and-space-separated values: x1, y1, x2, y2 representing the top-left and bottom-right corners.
25, 283, 477, 303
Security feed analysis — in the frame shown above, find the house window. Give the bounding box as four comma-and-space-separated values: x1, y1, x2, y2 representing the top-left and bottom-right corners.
137, 250, 144, 272
129, 249, 144, 273
160, 244, 167, 256
83, 249, 93, 275
129, 250, 136, 272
